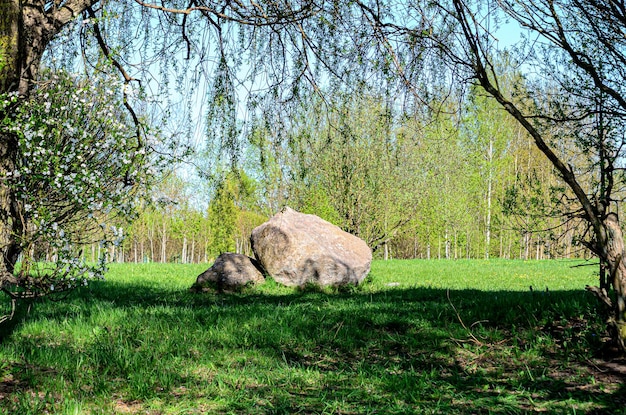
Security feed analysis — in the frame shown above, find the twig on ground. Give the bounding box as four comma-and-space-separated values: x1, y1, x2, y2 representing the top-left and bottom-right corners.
447, 289, 484, 346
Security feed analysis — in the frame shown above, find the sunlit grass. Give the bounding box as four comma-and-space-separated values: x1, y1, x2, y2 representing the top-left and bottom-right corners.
368, 258, 598, 291
0, 259, 620, 414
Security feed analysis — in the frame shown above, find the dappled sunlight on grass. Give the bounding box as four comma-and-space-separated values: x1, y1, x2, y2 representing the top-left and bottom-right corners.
0, 260, 624, 414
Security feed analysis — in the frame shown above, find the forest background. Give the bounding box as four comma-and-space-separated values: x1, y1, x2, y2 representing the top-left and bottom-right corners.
103, 67, 584, 266
13, 3, 600, 269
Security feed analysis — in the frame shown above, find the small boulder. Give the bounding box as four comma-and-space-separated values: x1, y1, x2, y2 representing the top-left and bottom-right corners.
250, 207, 372, 287
191, 253, 265, 292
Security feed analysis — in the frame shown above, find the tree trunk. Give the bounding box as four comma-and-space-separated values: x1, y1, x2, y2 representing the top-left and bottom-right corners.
190, 238, 195, 264
0, 132, 21, 280
536, 240, 540, 260
587, 213, 626, 350
603, 214, 626, 348
438, 234, 441, 259
524, 232, 530, 260
149, 233, 154, 263
0, 0, 23, 284
454, 229, 459, 259
485, 138, 493, 260
160, 222, 167, 263
0, 0, 20, 94
506, 231, 512, 259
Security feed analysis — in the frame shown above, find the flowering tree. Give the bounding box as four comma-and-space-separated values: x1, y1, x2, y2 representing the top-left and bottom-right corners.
0, 70, 164, 309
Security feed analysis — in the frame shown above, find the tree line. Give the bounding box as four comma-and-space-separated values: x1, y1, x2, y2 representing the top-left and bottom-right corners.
105, 67, 595, 264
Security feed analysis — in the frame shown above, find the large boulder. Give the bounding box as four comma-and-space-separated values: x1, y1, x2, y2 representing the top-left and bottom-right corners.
191, 253, 265, 292
250, 207, 372, 287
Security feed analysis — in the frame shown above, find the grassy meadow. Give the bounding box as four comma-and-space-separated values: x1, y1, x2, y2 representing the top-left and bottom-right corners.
1, 259, 625, 414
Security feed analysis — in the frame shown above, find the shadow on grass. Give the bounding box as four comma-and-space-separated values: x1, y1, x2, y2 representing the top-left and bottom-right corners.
2, 278, 625, 414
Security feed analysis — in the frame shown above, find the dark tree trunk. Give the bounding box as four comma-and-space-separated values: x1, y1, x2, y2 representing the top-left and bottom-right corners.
0, 0, 24, 283
587, 214, 626, 350
0, 133, 22, 277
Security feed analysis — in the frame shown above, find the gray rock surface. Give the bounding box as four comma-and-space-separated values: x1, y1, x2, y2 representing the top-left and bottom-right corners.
192, 252, 264, 292
250, 207, 372, 287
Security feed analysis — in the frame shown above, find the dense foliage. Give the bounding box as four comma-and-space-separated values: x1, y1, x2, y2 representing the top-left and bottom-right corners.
0, 71, 167, 298
0, 1, 613, 265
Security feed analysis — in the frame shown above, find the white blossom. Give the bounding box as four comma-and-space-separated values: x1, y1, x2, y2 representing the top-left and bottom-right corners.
0, 69, 173, 293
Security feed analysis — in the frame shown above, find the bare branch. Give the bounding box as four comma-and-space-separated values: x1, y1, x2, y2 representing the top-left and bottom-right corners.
132, 0, 315, 26
86, 7, 143, 149
586, 285, 614, 309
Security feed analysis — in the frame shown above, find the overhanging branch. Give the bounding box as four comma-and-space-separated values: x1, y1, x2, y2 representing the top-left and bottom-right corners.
86, 6, 145, 185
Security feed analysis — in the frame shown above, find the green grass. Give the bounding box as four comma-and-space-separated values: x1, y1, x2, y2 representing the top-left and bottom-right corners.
1, 259, 624, 414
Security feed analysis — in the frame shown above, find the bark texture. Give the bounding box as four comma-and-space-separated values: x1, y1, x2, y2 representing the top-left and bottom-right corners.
0, 0, 22, 283
0, 133, 20, 278
601, 214, 626, 349
0, 0, 20, 92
